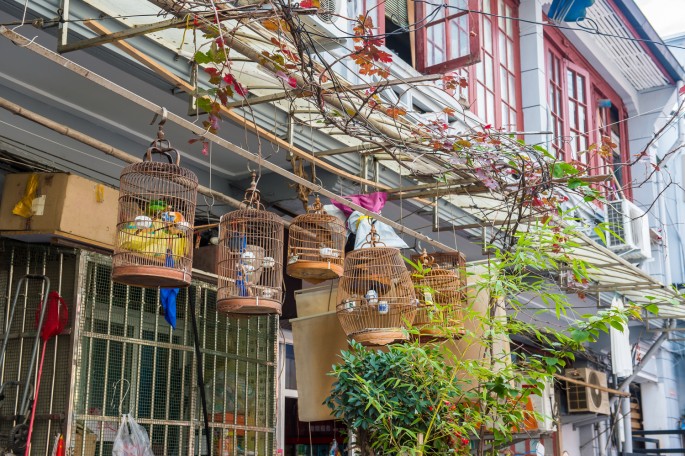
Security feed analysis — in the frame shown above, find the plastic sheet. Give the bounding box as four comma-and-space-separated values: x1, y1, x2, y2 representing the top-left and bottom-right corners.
112, 414, 155, 456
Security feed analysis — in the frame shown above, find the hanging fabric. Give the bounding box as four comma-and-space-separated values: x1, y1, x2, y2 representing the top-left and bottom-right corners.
610, 296, 633, 378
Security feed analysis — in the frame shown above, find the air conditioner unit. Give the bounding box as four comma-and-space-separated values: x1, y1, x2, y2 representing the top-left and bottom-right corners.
565, 368, 610, 415
604, 199, 652, 262
297, 0, 347, 51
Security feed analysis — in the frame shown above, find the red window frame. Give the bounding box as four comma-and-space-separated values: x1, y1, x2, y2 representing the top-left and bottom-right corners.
548, 48, 566, 159
469, 0, 523, 130
565, 63, 591, 163
544, 28, 632, 197
416, 0, 481, 74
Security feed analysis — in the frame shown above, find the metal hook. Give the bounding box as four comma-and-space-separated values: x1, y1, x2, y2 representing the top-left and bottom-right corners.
110, 379, 131, 415
150, 107, 168, 126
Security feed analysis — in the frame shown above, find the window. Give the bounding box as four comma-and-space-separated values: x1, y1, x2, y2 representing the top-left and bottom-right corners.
416, 0, 481, 74
546, 47, 593, 163
545, 28, 631, 194
471, 0, 521, 129
566, 66, 590, 162
548, 50, 565, 157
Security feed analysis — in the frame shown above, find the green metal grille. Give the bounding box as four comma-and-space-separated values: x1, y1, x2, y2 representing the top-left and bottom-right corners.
72, 252, 277, 455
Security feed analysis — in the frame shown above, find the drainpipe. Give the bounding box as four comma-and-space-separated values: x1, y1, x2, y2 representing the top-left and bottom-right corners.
613, 319, 677, 454
655, 148, 672, 285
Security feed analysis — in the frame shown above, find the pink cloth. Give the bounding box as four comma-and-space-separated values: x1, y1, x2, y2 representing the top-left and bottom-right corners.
330, 192, 388, 218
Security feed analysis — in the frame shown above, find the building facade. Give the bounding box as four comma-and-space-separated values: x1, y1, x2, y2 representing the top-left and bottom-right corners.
0, 0, 683, 455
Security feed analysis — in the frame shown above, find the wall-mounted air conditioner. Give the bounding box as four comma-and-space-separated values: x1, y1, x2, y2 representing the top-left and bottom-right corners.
297, 0, 347, 51
565, 368, 610, 415
604, 199, 652, 262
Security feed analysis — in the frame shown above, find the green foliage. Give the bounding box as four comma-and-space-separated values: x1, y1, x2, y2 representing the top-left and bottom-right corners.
327, 212, 651, 455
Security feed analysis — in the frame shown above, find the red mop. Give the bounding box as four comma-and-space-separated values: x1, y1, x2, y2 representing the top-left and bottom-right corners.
25, 291, 68, 456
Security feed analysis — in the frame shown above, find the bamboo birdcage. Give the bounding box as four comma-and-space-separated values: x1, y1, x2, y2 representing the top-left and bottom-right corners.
113, 126, 198, 288
409, 250, 467, 342
216, 174, 285, 315
336, 226, 417, 346
286, 196, 346, 282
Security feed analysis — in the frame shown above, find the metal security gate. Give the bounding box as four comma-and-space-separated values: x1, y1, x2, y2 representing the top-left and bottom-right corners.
72, 252, 277, 456
0, 242, 277, 456
0, 241, 77, 455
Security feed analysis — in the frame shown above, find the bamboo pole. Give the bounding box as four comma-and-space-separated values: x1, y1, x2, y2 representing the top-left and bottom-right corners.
0, 27, 459, 254
0, 95, 259, 222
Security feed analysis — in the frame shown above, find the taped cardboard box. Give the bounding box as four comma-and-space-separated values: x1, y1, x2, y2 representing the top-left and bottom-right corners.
0, 173, 118, 250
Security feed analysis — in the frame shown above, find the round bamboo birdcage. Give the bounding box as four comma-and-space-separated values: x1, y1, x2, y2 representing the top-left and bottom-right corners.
286, 196, 346, 282
336, 226, 417, 346
216, 174, 285, 315
113, 127, 198, 288
409, 250, 467, 342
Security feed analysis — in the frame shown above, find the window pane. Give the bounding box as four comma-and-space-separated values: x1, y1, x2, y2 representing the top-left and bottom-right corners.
448, 0, 467, 9
487, 91, 495, 124
579, 106, 586, 132
476, 60, 484, 82
502, 104, 509, 128
449, 15, 470, 60
510, 108, 517, 130
483, 18, 492, 51
477, 84, 486, 117
509, 74, 516, 108
500, 66, 508, 99
569, 101, 577, 129
567, 70, 575, 98
577, 74, 585, 101
507, 40, 514, 68
427, 23, 446, 65
483, 0, 491, 13
506, 5, 513, 35
499, 33, 507, 65
485, 54, 493, 84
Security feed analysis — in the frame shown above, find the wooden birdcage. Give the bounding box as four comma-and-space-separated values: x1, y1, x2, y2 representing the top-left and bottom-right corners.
336, 226, 417, 346
286, 196, 345, 282
409, 250, 467, 342
113, 126, 198, 288
216, 174, 285, 314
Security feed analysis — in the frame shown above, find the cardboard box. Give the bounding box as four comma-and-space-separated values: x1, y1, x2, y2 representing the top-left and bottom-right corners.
0, 173, 118, 249
73, 428, 97, 456
294, 282, 338, 317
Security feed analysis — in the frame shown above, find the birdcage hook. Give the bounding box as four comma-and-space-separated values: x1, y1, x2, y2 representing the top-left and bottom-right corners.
110, 379, 131, 415
362, 223, 385, 247
419, 249, 435, 267
242, 171, 264, 210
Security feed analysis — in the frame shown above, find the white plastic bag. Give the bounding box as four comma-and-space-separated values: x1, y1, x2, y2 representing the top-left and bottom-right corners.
347, 211, 409, 250
112, 414, 155, 456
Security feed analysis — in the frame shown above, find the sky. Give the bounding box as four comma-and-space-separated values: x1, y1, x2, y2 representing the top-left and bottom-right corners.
634, 0, 685, 38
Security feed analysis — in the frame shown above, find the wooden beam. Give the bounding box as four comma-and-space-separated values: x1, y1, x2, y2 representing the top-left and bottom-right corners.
388, 184, 487, 200
385, 179, 478, 194
0, 26, 454, 253
58, 16, 193, 53
554, 373, 630, 397
224, 73, 444, 109
313, 142, 389, 157
83, 21, 385, 193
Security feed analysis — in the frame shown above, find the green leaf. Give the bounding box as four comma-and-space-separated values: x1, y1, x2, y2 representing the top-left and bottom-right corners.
193, 50, 212, 64
568, 177, 588, 189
